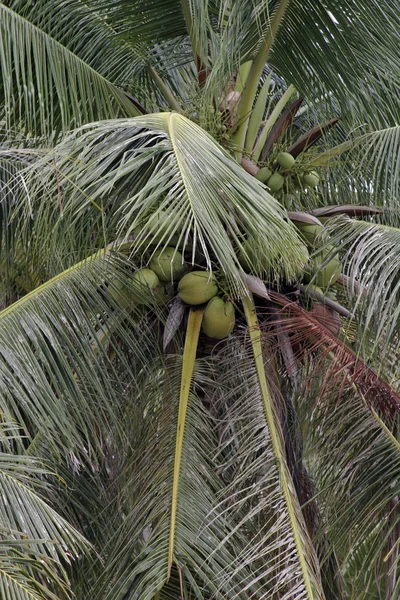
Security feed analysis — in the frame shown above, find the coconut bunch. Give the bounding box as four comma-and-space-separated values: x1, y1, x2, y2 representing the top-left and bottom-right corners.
114, 243, 235, 341
111, 87, 358, 344
256, 151, 319, 198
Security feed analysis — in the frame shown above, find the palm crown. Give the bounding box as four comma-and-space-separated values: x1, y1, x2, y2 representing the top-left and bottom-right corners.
0, 0, 400, 598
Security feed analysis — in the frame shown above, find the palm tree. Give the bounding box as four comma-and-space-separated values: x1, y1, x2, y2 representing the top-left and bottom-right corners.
0, 0, 400, 598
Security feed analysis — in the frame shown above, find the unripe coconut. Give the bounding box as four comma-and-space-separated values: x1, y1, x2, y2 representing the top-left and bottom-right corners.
202, 297, 235, 339
149, 210, 180, 245
312, 248, 342, 287
256, 167, 273, 183
132, 268, 160, 303
237, 239, 265, 271
178, 271, 218, 305
294, 222, 323, 247
277, 152, 295, 170
302, 171, 319, 188
109, 279, 130, 307
267, 172, 285, 192
150, 247, 185, 282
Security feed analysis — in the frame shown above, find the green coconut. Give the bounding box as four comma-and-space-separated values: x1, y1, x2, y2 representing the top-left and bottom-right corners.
178, 271, 218, 305
108, 279, 130, 307
147, 210, 180, 246
277, 152, 295, 170
294, 222, 323, 247
132, 268, 160, 303
302, 171, 319, 188
267, 172, 285, 192
149, 247, 185, 282
202, 297, 235, 339
256, 167, 273, 183
312, 248, 342, 287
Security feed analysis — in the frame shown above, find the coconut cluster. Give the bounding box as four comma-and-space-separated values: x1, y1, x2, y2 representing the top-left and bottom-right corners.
293, 221, 342, 288
122, 248, 236, 340
292, 219, 342, 335
256, 152, 319, 206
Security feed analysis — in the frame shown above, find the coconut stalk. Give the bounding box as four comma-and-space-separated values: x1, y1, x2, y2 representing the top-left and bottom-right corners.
234, 60, 253, 94
168, 307, 204, 577
253, 85, 297, 162
232, 0, 292, 161
149, 66, 183, 113
260, 94, 302, 162
244, 73, 272, 154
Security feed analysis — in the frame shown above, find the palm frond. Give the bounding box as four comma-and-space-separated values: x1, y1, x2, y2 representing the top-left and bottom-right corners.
0, 3, 139, 137
0, 247, 161, 460
265, 289, 400, 420
297, 373, 400, 599
92, 353, 257, 600
237, 295, 324, 598
325, 217, 400, 367
28, 113, 308, 294
268, 0, 400, 128
0, 423, 91, 600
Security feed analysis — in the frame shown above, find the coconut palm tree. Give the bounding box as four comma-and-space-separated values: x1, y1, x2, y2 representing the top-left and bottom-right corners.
1, 0, 400, 598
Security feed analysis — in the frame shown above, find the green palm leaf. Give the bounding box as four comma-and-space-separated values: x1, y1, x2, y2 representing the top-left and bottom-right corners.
0, 424, 90, 600
298, 376, 400, 600
0, 247, 161, 459
0, 3, 139, 137
29, 113, 307, 293
239, 295, 324, 599
93, 351, 259, 600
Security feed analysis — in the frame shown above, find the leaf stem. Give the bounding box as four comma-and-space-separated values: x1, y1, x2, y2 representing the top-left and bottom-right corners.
232, 0, 292, 160
242, 294, 319, 599
168, 308, 203, 577
252, 84, 295, 161
149, 67, 183, 113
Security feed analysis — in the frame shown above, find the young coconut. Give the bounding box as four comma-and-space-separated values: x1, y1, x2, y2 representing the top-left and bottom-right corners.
312, 248, 342, 287
302, 171, 319, 188
267, 172, 285, 192
146, 210, 180, 246
277, 152, 295, 170
255, 167, 273, 183
109, 279, 130, 307
149, 247, 185, 282
202, 297, 235, 339
178, 271, 218, 305
294, 222, 323, 247
132, 268, 160, 303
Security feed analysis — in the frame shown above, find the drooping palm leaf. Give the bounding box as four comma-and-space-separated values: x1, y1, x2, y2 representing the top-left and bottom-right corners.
240, 294, 324, 598
0, 247, 162, 460
26, 113, 308, 294
0, 424, 91, 600
0, 3, 139, 137
297, 376, 400, 600
325, 218, 400, 364
92, 351, 261, 600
